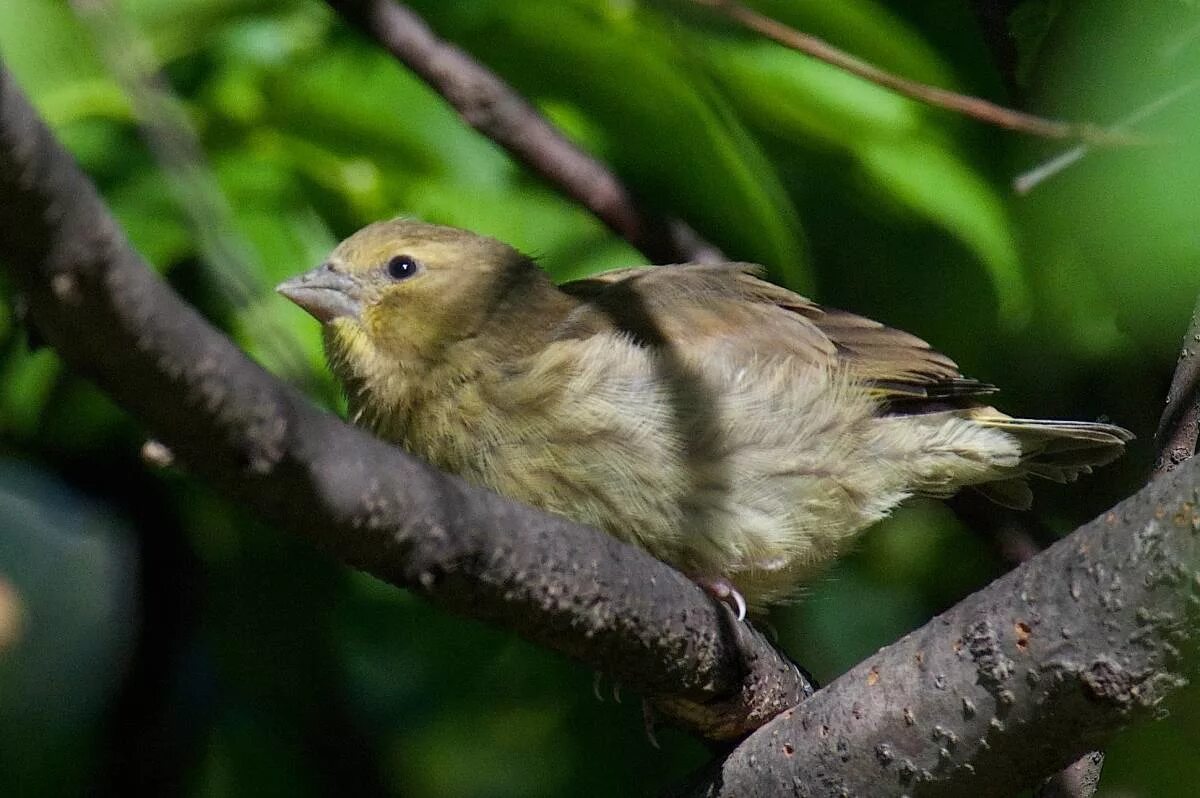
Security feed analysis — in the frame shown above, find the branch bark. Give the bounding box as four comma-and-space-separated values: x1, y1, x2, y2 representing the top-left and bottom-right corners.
1155, 294, 1200, 474
324, 0, 722, 265
0, 60, 802, 742
672, 458, 1200, 796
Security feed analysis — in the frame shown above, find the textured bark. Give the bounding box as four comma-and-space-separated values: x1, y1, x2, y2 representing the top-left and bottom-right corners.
1156, 295, 1200, 474
1036, 751, 1105, 798
0, 61, 804, 742
673, 463, 1200, 796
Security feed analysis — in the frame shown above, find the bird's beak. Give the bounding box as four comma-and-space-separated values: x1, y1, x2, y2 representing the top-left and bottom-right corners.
276, 263, 363, 323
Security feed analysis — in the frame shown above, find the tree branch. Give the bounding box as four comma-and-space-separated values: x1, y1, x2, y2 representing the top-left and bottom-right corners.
324, 0, 722, 265
691, 0, 1139, 146
1036, 752, 1106, 798
673, 455, 1200, 796
1155, 292, 1200, 474
0, 60, 803, 743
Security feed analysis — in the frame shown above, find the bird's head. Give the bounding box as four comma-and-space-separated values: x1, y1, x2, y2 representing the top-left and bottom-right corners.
277, 219, 539, 379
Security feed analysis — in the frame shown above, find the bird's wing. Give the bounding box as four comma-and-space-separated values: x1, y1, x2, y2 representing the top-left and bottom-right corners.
558, 263, 996, 404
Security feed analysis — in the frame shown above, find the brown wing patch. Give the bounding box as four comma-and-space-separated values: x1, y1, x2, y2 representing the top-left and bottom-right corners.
730, 271, 995, 402
558, 263, 996, 406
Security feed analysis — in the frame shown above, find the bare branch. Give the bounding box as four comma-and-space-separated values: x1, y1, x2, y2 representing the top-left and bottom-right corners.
1014, 81, 1198, 195
0, 60, 802, 743
1154, 296, 1200, 474
673, 455, 1200, 796
324, 0, 722, 265
1036, 752, 1106, 798
692, 0, 1139, 146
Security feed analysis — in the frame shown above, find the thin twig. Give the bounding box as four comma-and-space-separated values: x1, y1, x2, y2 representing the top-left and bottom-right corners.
1014, 80, 1199, 194
325, 0, 722, 265
692, 0, 1139, 145
948, 493, 1045, 569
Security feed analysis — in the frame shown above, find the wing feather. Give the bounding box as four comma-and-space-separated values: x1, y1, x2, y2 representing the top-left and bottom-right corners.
559, 263, 995, 406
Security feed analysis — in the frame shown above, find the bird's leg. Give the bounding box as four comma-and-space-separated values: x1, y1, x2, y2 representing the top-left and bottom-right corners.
692, 576, 748, 621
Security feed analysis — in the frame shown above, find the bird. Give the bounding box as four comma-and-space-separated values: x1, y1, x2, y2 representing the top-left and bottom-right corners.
277, 219, 1132, 618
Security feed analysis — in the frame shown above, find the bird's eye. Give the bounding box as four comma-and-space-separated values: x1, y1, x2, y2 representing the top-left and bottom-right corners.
386, 254, 420, 281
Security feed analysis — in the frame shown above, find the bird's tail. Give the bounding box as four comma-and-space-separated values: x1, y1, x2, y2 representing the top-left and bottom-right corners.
967, 411, 1134, 509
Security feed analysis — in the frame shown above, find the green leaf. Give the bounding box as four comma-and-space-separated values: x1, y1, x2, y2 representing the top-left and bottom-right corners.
0, 0, 108, 99
0, 349, 60, 439
858, 140, 1028, 325
695, 37, 1027, 322
260, 46, 513, 190
407, 0, 808, 285
1010, 0, 1063, 88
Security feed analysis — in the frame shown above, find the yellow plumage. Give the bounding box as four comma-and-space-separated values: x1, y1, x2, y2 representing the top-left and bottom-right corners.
278, 219, 1131, 614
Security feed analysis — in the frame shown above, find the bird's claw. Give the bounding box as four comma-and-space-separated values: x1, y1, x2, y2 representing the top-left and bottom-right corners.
695, 577, 747, 621
641, 699, 661, 749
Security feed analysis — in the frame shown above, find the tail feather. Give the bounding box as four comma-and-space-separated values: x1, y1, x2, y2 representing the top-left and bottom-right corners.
965, 411, 1133, 508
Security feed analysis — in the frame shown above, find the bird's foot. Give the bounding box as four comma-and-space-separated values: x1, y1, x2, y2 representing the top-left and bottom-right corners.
693, 576, 747, 621
592, 671, 623, 703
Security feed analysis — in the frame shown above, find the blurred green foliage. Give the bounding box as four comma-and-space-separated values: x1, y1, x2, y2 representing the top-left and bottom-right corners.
1, 0, 1198, 795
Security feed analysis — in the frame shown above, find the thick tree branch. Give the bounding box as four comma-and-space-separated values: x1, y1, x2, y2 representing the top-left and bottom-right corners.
1036, 752, 1106, 798
0, 61, 804, 742
324, 0, 722, 265
674, 457, 1200, 796
1155, 292, 1200, 474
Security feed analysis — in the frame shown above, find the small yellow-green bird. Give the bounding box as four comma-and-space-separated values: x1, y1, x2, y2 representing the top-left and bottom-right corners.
278, 219, 1131, 617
